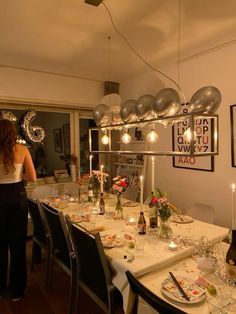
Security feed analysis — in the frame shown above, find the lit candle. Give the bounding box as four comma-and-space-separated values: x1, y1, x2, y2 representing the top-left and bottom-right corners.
232, 183, 235, 229
89, 155, 93, 176
168, 241, 177, 251
140, 175, 143, 212
100, 164, 104, 193
128, 216, 136, 225
151, 156, 155, 192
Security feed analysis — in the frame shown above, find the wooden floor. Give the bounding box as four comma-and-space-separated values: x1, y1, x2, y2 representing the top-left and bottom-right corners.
0, 239, 124, 314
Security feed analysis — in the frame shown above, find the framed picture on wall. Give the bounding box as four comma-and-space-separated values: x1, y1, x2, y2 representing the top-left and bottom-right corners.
53, 129, 63, 153
63, 123, 71, 155
172, 104, 214, 172
230, 105, 236, 167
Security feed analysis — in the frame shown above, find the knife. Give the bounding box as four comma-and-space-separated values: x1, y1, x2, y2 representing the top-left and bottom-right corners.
169, 272, 190, 302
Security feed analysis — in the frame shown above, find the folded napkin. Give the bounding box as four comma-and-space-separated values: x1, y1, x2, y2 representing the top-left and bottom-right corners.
79, 222, 105, 233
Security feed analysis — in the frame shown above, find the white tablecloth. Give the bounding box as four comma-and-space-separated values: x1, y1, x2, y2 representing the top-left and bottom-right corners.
49, 195, 229, 313
138, 243, 236, 314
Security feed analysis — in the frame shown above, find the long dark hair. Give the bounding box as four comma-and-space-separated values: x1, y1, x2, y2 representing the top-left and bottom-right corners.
0, 119, 17, 173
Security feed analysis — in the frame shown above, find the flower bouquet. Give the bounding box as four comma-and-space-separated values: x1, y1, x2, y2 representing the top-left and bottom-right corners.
153, 188, 173, 238
112, 176, 128, 218
89, 170, 109, 200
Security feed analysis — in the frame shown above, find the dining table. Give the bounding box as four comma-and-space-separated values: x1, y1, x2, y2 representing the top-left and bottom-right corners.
43, 192, 232, 314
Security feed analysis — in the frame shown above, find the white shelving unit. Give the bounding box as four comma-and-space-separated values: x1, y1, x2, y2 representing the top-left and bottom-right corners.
114, 129, 147, 201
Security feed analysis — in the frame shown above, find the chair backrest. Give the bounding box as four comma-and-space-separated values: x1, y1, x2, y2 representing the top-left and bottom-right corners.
69, 221, 113, 311
123, 186, 139, 202
40, 202, 71, 269
126, 271, 187, 314
28, 198, 48, 246
187, 202, 215, 224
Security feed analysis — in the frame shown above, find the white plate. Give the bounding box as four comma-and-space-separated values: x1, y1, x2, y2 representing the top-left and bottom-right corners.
170, 215, 193, 224
161, 276, 206, 304
100, 233, 125, 248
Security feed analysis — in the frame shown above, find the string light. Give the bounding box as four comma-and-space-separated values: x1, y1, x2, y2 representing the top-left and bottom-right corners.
101, 130, 109, 145
147, 125, 158, 143
121, 129, 131, 144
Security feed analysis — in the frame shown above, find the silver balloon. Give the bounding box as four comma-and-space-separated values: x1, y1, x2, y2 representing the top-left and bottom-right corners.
110, 104, 122, 125
93, 103, 111, 126
153, 88, 181, 117
189, 86, 222, 114
0, 111, 17, 122
21, 110, 45, 144
120, 99, 138, 123
136, 94, 154, 120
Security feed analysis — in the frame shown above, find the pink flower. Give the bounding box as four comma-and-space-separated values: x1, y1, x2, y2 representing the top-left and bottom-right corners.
112, 176, 128, 194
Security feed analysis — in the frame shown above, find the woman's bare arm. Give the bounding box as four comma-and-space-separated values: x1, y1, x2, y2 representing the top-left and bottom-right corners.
22, 147, 37, 182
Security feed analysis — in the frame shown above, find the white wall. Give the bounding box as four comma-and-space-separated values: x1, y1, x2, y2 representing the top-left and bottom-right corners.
120, 44, 236, 229
0, 67, 104, 107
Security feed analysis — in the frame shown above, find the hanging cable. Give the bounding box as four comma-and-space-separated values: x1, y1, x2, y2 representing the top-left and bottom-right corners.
102, 2, 186, 105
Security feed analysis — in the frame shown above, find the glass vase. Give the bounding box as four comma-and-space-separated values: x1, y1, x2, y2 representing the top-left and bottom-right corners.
159, 219, 172, 239
149, 204, 158, 228
93, 187, 100, 209
115, 193, 123, 219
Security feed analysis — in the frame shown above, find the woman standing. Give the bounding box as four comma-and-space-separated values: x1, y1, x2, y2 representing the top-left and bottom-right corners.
0, 119, 36, 301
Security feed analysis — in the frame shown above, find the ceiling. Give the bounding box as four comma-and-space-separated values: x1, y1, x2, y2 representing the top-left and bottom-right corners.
0, 0, 236, 83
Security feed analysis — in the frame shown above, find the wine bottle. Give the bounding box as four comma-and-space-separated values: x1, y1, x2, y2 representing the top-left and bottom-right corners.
99, 193, 105, 215
149, 192, 158, 228
138, 212, 146, 234
226, 229, 236, 281
88, 181, 94, 202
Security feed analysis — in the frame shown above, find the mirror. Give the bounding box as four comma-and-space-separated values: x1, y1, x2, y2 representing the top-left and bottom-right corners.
0, 107, 70, 178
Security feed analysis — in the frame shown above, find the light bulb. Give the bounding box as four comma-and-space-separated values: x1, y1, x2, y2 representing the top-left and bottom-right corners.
121, 131, 131, 144
147, 129, 158, 143
101, 134, 109, 145
183, 127, 197, 143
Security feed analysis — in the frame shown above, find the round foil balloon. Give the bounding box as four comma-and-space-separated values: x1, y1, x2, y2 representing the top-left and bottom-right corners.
153, 88, 181, 117
110, 104, 122, 124
100, 94, 122, 125
189, 86, 222, 114
120, 99, 138, 123
93, 103, 111, 126
21, 110, 46, 144
100, 93, 121, 107
136, 94, 154, 120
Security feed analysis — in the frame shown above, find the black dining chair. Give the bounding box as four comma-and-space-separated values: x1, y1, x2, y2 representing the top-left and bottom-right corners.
27, 198, 50, 278
67, 219, 120, 314
126, 271, 187, 314
39, 202, 77, 314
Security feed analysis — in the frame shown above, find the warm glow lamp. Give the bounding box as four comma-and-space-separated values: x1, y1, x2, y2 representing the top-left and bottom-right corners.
101, 130, 109, 145
147, 125, 158, 143
121, 129, 131, 144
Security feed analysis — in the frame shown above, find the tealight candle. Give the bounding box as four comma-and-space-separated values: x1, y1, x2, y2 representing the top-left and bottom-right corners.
168, 241, 177, 251
128, 217, 136, 225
